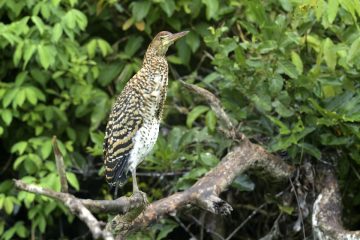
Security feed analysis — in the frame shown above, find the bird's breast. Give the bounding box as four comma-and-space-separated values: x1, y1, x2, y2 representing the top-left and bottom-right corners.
128, 120, 160, 171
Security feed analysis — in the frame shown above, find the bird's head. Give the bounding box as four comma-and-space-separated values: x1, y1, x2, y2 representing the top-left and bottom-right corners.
147, 31, 189, 57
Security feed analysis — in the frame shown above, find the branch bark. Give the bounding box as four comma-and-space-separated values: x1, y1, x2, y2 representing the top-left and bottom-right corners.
312, 167, 360, 240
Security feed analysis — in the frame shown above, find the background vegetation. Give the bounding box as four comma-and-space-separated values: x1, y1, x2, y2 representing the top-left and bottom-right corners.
1, 0, 360, 239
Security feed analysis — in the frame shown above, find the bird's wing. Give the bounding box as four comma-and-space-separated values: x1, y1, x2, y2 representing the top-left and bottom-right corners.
103, 89, 143, 186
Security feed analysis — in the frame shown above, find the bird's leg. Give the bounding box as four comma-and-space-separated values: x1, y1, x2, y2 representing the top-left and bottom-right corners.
132, 168, 139, 192
114, 183, 119, 199
131, 168, 148, 205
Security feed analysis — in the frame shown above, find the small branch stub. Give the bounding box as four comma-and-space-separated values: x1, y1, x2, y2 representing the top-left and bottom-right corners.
52, 136, 68, 193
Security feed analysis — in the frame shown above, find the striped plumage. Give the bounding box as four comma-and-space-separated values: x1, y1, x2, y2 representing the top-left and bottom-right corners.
103, 31, 189, 193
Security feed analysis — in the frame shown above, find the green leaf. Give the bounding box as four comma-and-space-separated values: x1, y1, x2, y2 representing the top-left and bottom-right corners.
199, 152, 219, 167
87, 39, 97, 58
41, 140, 52, 159
14, 88, 26, 107
347, 37, 360, 63
31, 16, 45, 35
327, 0, 339, 23
279, 204, 294, 215
269, 75, 284, 95
124, 36, 143, 57
156, 221, 177, 240
15, 71, 27, 86
291, 51, 303, 74
13, 41, 24, 66
25, 87, 37, 105
66, 172, 80, 191
3, 88, 19, 108
51, 23, 63, 42
185, 31, 200, 53
131, 1, 151, 21
14, 156, 26, 170
315, 0, 325, 20
97, 39, 112, 57
37, 44, 54, 70
23, 43, 37, 67
11, 141, 28, 154
1, 109, 12, 126
186, 105, 209, 128
159, 0, 176, 17
323, 38, 337, 71
298, 143, 321, 160
232, 174, 255, 191
4, 197, 14, 214
205, 110, 217, 132
278, 60, 298, 79
73, 9, 87, 30
38, 215, 46, 233
15, 222, 27, 238
90, 98, 108, 130
63, 10, 76, 29
273, 100, 294, 117
339, 0, 356, 20
267, 115, 290, 135
202, 0, 219, 20
252, 94, 272, 112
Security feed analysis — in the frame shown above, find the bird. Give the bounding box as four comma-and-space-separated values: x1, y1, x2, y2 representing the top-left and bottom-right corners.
103, 31, 189, 196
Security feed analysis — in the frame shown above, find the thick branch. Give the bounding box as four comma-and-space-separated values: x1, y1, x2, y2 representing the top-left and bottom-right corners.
119, 139, 293, 235
312, 168, 360, 240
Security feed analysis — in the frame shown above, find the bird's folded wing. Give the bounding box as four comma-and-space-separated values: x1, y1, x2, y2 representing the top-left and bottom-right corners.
103, 91, 143, 186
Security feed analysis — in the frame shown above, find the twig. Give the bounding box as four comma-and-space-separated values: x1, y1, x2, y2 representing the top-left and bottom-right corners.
225, 202, 267, 240
173, 215, 198, 240
180, 80, 242, 140
52, 136, 68, 193
289, 176, 306, 239
259, 214, 282, 240
188, 214, 225, 240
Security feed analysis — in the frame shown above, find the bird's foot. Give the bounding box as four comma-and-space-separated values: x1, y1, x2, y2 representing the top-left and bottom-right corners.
132, 190, 149, 206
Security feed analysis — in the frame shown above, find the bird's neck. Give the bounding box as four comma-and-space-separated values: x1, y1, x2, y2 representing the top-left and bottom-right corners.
143, 50, 168, 72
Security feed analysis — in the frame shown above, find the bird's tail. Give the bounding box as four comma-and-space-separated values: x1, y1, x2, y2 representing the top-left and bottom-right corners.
105, 154, 129, 188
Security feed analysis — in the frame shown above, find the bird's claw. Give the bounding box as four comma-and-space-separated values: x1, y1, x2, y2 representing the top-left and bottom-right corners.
132, 190, 149, 206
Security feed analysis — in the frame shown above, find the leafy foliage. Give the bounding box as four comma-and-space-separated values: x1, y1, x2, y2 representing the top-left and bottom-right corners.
1, 0, 360, 239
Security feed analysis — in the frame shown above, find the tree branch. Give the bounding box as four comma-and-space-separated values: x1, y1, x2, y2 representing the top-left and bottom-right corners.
180, 80, 243, 140
312, 167, 360, 240
13, 179, 114, 240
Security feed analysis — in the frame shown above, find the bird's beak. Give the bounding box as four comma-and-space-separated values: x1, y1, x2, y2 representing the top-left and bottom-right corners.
166, 31, 189, 44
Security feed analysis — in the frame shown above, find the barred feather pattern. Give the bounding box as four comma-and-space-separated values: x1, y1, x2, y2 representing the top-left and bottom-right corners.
103, 52, 168, 187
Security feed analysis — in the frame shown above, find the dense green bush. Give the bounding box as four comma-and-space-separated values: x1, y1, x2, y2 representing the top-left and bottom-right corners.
1, 0, 359, 239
